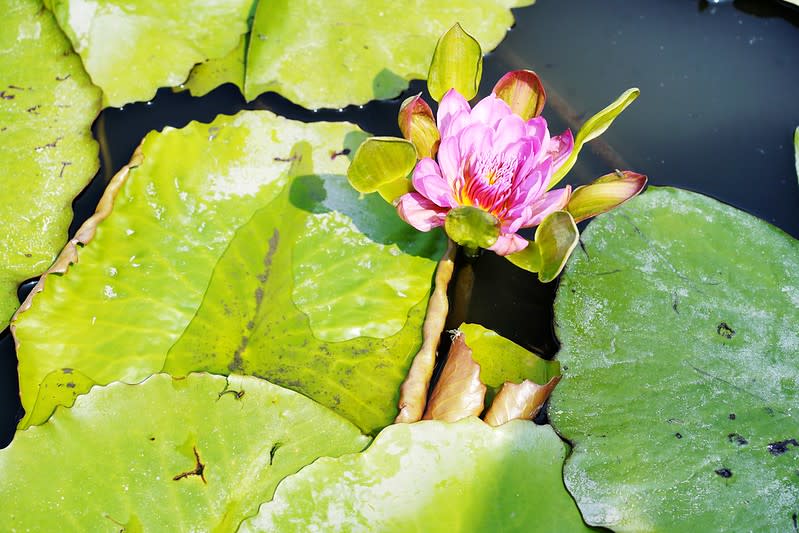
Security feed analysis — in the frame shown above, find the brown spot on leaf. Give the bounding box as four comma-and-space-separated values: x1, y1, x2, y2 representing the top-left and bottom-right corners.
727, 433, 748, 446
229, 229, 279, 372
717, 322, 735, 339
269, 442, 282, 465
714, 468, 733, 478
66, 382, 76, 389
330, 148, 351, 159
0, 91, 14, 100
767, 439, 799, 456
56, 74, 71, 82
59, 161, 72, 177
173, 446, 206, 483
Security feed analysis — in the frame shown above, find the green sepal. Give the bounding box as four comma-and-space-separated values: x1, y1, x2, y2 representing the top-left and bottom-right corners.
427, 23, 483, 102
346, 137, 417, 202
535, 211, 579, 283
444, 206, 500, 251
567, 170, 647, 223
549, 88, 640, 189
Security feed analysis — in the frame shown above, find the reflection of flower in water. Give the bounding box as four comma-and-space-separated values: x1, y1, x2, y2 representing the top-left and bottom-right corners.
396, 88, 574, 255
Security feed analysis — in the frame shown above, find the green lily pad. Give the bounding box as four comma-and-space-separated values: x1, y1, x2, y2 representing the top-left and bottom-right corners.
460, 323, 560, 404
44, 0, 253, 107
240, 418, 591, 532
244, 0, 533, 109
550, 187, 799, 531
0, 0, 101, 329
183, 34, 248, 97
0, 373, 369, 531
164, 172, 444, 433
12, 111, 362, 428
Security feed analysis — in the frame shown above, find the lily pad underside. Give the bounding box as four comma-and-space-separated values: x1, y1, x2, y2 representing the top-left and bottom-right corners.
13, 110, 444, 434
187, 0, 534, 109
0, 0, 101, 329
0, 373, 369, 531
550, 187, 799, 531
240, 418, 591, 532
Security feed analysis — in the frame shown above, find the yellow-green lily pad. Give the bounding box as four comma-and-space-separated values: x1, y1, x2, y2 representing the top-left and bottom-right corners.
44, 0, 253, 106
243, 0, 534, 108
0, 0, 101, 329
240, 418, 591, 532
13, 110, 444, 436
0, 373, 369, 531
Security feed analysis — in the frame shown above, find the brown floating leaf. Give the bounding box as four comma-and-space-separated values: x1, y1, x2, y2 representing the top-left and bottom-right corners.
423, 332, 486, 422
395, 240, 457, 423
483, 376, 561, 427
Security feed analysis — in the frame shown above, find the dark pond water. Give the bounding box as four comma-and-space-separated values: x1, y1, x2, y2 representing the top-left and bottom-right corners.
1, 0, 798, 447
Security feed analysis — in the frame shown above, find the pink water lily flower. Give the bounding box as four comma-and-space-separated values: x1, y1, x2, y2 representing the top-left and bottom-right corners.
396, 88, 574, 255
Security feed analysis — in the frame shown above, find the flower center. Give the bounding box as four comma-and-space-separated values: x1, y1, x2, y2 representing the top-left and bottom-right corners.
473, 152, 519, 186
457, 152, 523, 219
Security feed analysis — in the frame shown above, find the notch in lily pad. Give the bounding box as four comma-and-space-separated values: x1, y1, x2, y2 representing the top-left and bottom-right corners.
427, 23, 483, 102
444, 206, 500, 253
567, 170, 647, 223
506, 211, 579, 283
492, 70, 546, 120
398, 94, 440, 159
347, 137, 417, 203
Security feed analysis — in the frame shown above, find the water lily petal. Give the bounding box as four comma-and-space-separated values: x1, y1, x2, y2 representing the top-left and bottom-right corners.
522, 186, 572, 228
458, 123, 493, 163
412, 160, 456, 208
437, 136, 462, 185
396, 192, 448, 231
548, 129, 574, 173
513, 158, 553, 210
437, 89, 471, 138
525, 116, 549, 146
471, 94, 512, 129
488, 232, 529, 256
492, 114, 528, 153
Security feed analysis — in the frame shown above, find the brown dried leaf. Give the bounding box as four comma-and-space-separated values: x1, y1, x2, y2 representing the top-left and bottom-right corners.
395, 240, 457, 423
483, 376, 561, 427
422, 332, 486, 422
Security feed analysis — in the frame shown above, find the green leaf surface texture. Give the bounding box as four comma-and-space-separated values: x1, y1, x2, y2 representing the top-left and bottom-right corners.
12, 111, 362, 427
0, 373, 369, 531
164, 171, 445, 434
240, 418, 591, 532
550, 187, 799, 531
0, 0, 101, 328
459, 322, 560, 404
184, 34, 248, 97
244, 0, 534, 109
44, 0, 253, 106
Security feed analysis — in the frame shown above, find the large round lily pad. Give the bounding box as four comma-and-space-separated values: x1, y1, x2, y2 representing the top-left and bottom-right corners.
550, 187, 799, 531
0, 0, 101, 329
44, 0, 253, 106
0, 373, 369, 531
13, 110, 443, 434
240, 418, 591, 532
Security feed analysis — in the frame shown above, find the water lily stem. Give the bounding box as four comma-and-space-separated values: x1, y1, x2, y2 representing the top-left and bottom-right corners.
395, 239, 457, 424
446, 249, 477, 330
